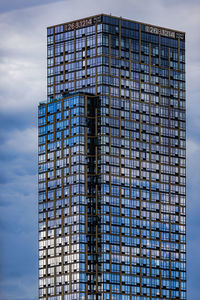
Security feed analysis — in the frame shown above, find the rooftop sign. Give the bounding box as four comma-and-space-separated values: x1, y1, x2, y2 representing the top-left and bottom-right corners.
64, 16, 102, 32
145, 25, 185, 40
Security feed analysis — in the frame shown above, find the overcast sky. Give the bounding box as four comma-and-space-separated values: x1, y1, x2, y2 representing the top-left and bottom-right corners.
0, 0, 200, 299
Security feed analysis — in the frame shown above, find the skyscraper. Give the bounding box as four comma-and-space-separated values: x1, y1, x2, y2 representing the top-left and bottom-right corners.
38, 15, 186, 300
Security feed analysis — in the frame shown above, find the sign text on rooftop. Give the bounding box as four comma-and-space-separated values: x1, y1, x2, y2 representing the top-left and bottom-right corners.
64, 16, 101, 32
145, 25, 185, 40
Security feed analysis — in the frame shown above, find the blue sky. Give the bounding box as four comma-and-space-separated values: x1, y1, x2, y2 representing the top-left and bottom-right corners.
0, 0, 200, 299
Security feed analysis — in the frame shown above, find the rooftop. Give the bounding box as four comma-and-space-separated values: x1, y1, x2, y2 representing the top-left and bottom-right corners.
47, 13, 185, 36
39, 92, 97, 106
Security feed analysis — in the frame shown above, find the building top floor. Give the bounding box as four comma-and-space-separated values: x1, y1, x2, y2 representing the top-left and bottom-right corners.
47, 14, 185, 41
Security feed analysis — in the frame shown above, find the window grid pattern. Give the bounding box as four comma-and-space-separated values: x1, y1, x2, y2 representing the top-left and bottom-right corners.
39, 14, 186, 300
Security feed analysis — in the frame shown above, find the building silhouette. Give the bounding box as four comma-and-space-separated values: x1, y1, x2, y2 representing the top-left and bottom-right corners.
38, 14, 186, 299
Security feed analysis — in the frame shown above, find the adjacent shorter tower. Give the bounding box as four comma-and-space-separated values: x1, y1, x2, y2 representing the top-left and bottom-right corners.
38, 15, 186, 300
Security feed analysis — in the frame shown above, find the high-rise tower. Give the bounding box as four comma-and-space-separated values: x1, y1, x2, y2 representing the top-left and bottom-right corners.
38, 15, 186, 300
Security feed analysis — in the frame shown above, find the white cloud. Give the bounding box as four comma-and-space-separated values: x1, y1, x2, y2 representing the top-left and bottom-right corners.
187, 140, 200, 156
0, 127, 37, 154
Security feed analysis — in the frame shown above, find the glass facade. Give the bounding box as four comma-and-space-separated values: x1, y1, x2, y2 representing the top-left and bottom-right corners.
38, 14, 186, 299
